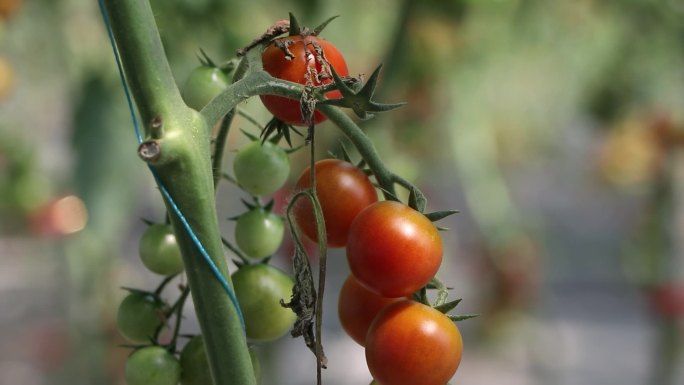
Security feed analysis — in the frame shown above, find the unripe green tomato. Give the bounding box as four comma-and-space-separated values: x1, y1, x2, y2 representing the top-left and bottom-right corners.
117, 292, 164, 343
232, 264, 296, 342
235, 208, 284, 258
139, 224, 184, 276
181, 66, 229, 111
125, 346, 181, 385
233, 141, 290, 196
180, 335, 262, 385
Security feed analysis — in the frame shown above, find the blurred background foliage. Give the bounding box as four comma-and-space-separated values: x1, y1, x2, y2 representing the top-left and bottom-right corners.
1, 0, 683, 384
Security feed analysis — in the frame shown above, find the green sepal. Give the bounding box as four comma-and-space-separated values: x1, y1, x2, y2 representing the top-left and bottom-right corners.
197, 48, 217, 68
408, 185, 427, 213
261, 117, 302, 147
424, 209, 459, 222
448, 314, 479, 322
312, 15, 340, 36
240, 128, 259, 142
319, 65, 406, 120
288, 12, 302, 36
433, 298, 462, 314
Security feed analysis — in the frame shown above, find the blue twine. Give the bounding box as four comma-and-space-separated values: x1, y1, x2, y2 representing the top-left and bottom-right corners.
97, 0, 245, 332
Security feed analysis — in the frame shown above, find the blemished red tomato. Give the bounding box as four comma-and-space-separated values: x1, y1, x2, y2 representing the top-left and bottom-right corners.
293, 159, 377, 247
260, 35, 349, 125
347, 201, 442, 298
365, 300, 463, 385
338, 275, 401, 346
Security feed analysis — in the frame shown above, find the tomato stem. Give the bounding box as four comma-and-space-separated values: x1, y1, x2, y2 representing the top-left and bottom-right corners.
101, 2, 256, 384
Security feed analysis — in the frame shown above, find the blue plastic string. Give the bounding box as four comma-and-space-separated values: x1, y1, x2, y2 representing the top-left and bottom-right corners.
97, 0, 245, 331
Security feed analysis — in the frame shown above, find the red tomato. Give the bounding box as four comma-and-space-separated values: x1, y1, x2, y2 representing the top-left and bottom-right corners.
337, 275, 401, 346
293, 159, 377, 247
649, 283, 684, 318
365, 300, 463, 385
347, 201, 442, 297
260, 35, 349, 125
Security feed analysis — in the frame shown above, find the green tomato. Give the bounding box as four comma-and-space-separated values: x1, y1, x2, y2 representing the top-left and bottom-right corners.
232, 264, 296, 342
117, 292, 164, 343
233, 141, 290, 196
180, 335, 262, 385
139, 224, 184, 276
181, 66, 229, 111
235, 208, 284, 259
125, 346, 181, 385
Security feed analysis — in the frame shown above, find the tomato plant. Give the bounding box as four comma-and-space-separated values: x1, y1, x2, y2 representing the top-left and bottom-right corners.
125, 346, 181, 385
347, 201, 443, 298
180, 335, 262, 385
293, 159, 377, 247
365, 300, 463, 385
338, 275, 401, 346
139, 224, 185, 276
181, 65, 229, 111
235, 207, 284, 259
116, 292, 164, 343
231, 264, 296, 341
233, 141, 290, 196
260, 34, 349, 125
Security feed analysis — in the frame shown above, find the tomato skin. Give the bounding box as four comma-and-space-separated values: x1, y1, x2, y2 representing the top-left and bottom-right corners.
233, 141, 290, 196
365, 300, 463, 385
139, 224, 185, 276
116, 292, 164, 343
347, 201, 442, 298
293, 159, 377, 247
260, 35, 349, 125
125, 346, 181, 385
181, 66, 229, 111
232, 264, 296, 342
180, 335, 262, 385
338, 275, 401, 346
235, 208, 284, 258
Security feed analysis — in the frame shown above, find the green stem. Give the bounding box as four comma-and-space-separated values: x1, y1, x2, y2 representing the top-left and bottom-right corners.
102, 0, 184, 126
102, 2, 255, 384
319, 105, 397, 198
200, 49, 399, 198
212, 110, 235, 189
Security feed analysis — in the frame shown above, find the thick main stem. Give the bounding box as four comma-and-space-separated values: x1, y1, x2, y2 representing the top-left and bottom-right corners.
101, 1, 255, 384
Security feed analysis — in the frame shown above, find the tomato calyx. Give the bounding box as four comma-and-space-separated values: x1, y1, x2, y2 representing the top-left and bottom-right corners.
318, 65, 406, 120
237, 12, 339, 57
412, 277, 478, 323
260, 117, 304, 147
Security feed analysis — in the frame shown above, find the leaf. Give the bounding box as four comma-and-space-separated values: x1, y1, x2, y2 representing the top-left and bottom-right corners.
280, 237, 321, 359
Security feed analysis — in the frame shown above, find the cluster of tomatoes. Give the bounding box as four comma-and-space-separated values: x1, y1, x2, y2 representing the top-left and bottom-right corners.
117, 138, 299, 385
256, 22, 465, 385
289, 158, 463, 385
119, 15, 467, 385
